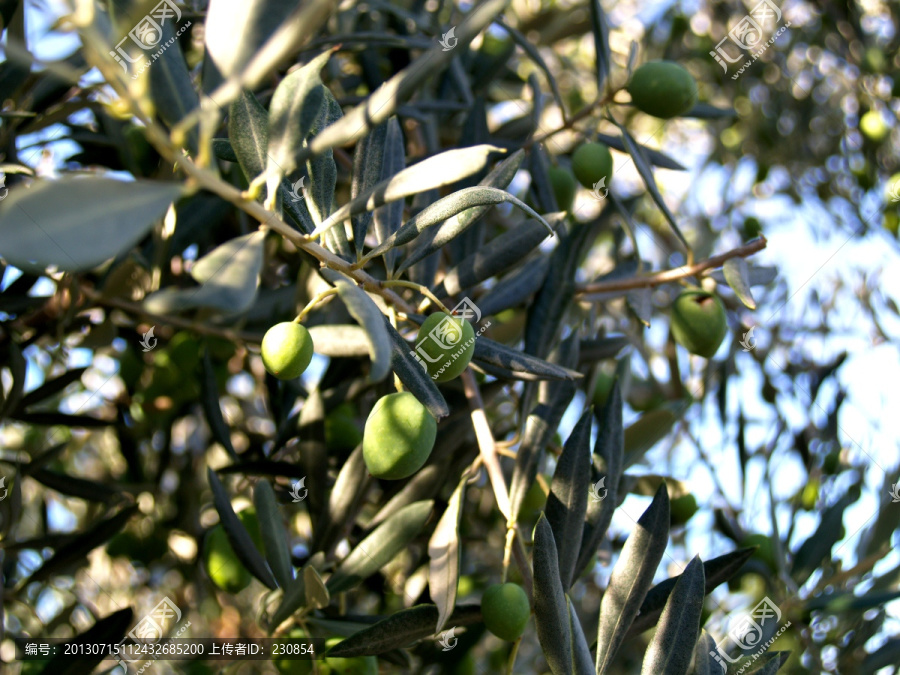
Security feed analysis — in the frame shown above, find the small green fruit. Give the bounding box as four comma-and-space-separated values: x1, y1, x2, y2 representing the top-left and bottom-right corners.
362, 392, 437, 480
325, 403, 363, 450
548, 166, 577, 211
741, 533, 776, 571
414, 312, 476, 382
670, 288, 727, 358
592, 371, 615, 409
571, 142, 613, 190
481, 582, 530, 641
261, 322, 314, 380
670, 493, 698, 526
203, 509, 262, 593
627, 61, 698, 119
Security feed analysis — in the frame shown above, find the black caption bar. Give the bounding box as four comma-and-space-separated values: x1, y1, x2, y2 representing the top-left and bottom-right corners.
15, 638, 330, 661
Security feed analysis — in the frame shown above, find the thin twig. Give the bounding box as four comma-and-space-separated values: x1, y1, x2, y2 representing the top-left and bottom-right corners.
574, 236, 768, 295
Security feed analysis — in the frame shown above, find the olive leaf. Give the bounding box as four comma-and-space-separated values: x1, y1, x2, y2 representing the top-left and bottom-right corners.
595, 484, 670, 673
428, 474, 467, 633
327, 501, 434, 594
253, 480, 294, 589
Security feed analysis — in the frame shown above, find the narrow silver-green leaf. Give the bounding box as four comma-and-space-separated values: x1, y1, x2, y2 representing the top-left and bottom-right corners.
624, 404, 687, 469
398, 148, 527, 271
641, 555, 705, 675
475, 255, 551, 316
494, 18, 565, 116
303, 565, 330, 610
301, 0, 513, 158
723, 257, 757, 309
253, 480, 294, 589
575, 380, 624, 578
326, 500, 434, 594
627, 547, 756, 639
306, 325, 371, 357
147, 20, 200, 153
200, 348, 237, 460
312, 144, 506, 237
611, 117, 690, 252
433, 214, 563, 296
321, 269, 390, 383
312, 445, 370, 556
0, 177, 181, 272
428, 474, 467, 633
595, 132, 686, 171
791, 484, 861, 586
266, 51, 332, 186
546, 409, 593, 590
374, 117, 406, 271
472, 336, 581, 382
202, 0, 299, 92
144, 231, 264, 314
383, 316, 449, 420
595, 484, 670, 673
309, 89, 346, 257
269, 570, 306, 629
691, 630, 720, 675
589, 0, 612, 93
709, 263, 776, 288
351, 121, 390, 256
568, 596, 596, 675
326, 604, 483, 658
533, 513, 571, 674
369, 187, 551, 265
207, 468, 277, 589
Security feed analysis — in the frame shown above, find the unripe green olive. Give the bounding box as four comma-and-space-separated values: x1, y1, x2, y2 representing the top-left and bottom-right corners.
571, 142, 613, 190
414, 312, 476, 383
203, 509, 262, 593
548, 166, 577, 211
362, 392, 437, 480
627, 61, 698, 119
481, 582, 530, 641
670, 493, 698, 526
261, 322, 314, 380
670, 288, 727, 358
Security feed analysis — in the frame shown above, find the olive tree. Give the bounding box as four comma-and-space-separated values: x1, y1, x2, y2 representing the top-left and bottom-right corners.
1, 0, 899, 674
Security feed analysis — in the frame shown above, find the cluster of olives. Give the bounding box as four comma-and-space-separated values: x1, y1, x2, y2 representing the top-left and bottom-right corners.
546, 60, 698, 213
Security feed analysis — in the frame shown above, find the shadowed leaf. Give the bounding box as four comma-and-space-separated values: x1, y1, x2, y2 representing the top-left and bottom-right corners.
533, 513, 572, 674
253, 480, 294, 589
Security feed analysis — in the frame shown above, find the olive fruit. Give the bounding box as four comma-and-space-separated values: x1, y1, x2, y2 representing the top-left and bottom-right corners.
203, 509, 262, 593
627, 61, 698, 119
261, 322, 314, 380
741, 533, 776, 571
670, 288, 727, 358
362, 392, 437, 480
670, 493, 698, 526
548, 166, 577, 211
571, 142, 613, 190
415, 312, 476, 382
481, 582, 530, 641
325, 403, 363, 451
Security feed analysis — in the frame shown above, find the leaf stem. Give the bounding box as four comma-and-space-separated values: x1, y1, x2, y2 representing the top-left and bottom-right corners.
506, 637, 522, 675
381, 280, 452, 314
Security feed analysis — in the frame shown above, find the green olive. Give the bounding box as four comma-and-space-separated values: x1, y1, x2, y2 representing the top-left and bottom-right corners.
571, 142, 613, 190
202, 509, 262, 593
669, 493, 698, 526
261, 322, 314, 380
480, 582, 530, 641
627, 61, 698, 119
548, 166, 577, 211
362, 392, 437, 480
414, 312, 476, 382
670, 288, 727, 358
